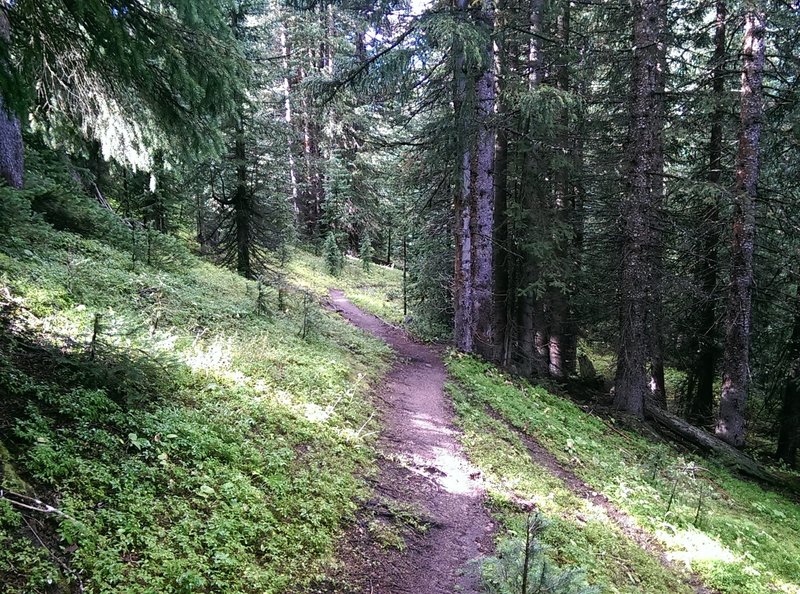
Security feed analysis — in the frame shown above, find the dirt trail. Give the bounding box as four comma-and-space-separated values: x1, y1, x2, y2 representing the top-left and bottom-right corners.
329, 290, 495, 594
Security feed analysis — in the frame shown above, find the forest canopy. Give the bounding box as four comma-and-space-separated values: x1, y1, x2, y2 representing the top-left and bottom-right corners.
1, 0, 799, 462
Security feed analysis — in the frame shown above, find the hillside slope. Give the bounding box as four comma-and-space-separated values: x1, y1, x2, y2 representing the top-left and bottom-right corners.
448, 356, 800, 594
0, 187, 397, 593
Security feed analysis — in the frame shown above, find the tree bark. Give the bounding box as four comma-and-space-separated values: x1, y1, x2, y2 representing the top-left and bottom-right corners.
233, 113, 251, 278
647, 406, 779, 484
0, 7, 23, 189
688, 0, 726, 426
776, 285, 800, 467
548, 1, 573, 380
493, 4, 510, 367
471, 1, 496, 361
452, 0, 496, 358
280, 22, 300, 224
614, 0, 667, 418
453, 0, 474, 352
514, 0, 547, 377
716, 8, 766, 447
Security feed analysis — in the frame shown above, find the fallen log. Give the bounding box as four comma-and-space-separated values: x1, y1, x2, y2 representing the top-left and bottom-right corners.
645, 405, 782, 486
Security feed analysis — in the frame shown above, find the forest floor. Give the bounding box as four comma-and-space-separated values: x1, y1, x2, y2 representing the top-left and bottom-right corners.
328, 290, 706, 594
327, 289, 495, 593
2, 179, 797, 594
329, 289, 799, 594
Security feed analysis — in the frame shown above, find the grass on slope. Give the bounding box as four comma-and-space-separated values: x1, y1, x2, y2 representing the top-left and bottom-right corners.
286, 250, 405, 326
448, 354, 800, 594
0, 190, 391, 593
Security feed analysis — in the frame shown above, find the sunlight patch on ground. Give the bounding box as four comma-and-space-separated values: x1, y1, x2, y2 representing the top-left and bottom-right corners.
772, 579, 800, 594
184, 336, 233, 373
656, 525, 736, 566
391, 448, 482, 497
410, 412, 453, 437
576, 497, 616, 526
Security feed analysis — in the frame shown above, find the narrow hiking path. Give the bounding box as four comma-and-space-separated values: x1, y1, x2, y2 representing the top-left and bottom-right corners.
329, 291, 715, 594
328, 290, 495, 593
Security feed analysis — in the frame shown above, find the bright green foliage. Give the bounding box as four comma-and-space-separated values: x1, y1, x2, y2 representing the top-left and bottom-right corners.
448, 383, 692, 594
448, 355, 800, 594
479, 514, 600, 594
0, 185, 390, 593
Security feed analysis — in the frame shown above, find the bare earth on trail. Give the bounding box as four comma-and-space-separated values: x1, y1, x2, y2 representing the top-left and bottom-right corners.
328, 290, 495, 594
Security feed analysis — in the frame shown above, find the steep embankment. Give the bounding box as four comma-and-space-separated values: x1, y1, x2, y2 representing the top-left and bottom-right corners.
0, 191, 394, 593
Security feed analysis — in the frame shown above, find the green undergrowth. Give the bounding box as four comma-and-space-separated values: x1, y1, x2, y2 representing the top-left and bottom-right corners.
286, 249, 405, 326
447, 354, 800, 594
0, 189, 391, 593
448, 383, 692, 594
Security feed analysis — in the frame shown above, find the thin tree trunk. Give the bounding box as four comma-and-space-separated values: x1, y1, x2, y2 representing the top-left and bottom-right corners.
614, 0, 667, 418
515, 0, 546, 376
716, 8, 766, 447
548, 1, 572, 380
776, 284, 800, 467
688, 0, 726, 426
233, 114, 251, 278
300, 69, 323, 238
280, 23, 300, 223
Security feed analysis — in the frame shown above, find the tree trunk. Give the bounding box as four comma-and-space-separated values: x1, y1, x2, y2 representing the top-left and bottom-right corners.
688, 0, 726, 426
452, 0, 473, 352
493, 6, 510, 367
471, 2, 496, 361
548, 1, 572, 380
513, 0, 546, 376
0, 8, 23, 189
234, 114, 251, 278
716, 8, 766, 447
300, 49, 324, 238
647, 406, 779, 484
454, 145, 474, 352
280, 23, 300, 223
614, 0, 667, 418
452, 0, 496, 358
776, 285, 800, 467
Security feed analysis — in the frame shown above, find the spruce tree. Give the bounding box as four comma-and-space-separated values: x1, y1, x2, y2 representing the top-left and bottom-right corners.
360, 230, 373, 272
324, 230, 343, 276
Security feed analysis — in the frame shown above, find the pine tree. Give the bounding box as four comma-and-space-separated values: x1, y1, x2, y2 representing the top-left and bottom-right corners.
614, 0, 668, 418
360, 230, 373, 272
1, 0, 244, 179
324, 230, 343, 276
716, 6, 767, 447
